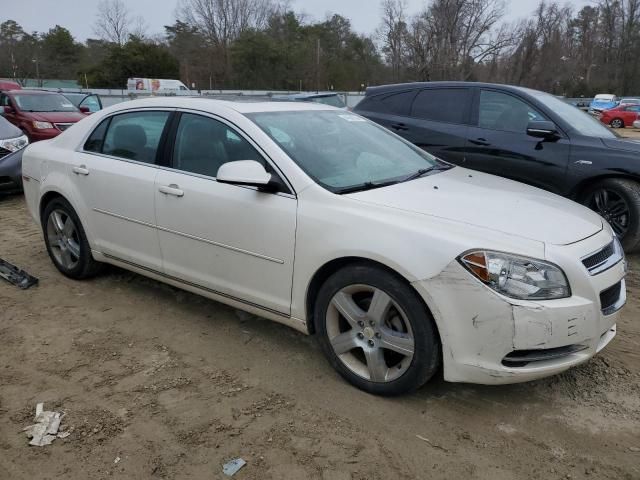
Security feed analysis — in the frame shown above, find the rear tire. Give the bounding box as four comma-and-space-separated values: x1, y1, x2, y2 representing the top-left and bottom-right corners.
581, 178, 640, 253
314, 263, 440, 396
42, 197, 103, 279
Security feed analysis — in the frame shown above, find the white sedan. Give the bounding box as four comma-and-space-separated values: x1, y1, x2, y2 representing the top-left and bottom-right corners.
22, 98, 627, 395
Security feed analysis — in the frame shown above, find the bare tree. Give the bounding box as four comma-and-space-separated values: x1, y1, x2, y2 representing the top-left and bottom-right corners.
93, 0, 133, 45
378, 0, 408, 81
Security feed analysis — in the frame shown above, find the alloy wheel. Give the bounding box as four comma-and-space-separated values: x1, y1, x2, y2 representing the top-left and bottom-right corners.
46, 209, 81, 269
588, 188, 631, 237
325, 284, 415, 383
611, 119, 623, 128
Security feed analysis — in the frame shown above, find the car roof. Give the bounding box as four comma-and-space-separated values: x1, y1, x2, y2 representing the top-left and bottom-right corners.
274, 92, 339, 100
107, 96, 337, 114
364, 81, 544, 97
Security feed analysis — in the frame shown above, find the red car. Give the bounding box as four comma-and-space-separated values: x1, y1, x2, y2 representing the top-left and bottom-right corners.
0, 90, 90, 142
599, 104, 640, 128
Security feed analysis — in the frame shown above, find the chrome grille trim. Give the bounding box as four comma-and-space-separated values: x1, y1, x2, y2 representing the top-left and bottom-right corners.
581, 239, 624, 276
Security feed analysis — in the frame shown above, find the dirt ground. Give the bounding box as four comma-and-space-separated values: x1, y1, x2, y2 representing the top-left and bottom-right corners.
1, 193, 639, 480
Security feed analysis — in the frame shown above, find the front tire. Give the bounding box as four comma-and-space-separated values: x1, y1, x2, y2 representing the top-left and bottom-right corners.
610, 118, 624, 128
314, 264, 440, 396
581, 178, 640, 253
42, 197, 103, 279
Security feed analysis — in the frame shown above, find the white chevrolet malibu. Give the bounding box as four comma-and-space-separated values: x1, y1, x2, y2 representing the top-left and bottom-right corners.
22, 98, 627, 395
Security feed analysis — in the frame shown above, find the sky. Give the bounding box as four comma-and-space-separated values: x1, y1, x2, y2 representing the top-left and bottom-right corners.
3, 0, 592, 40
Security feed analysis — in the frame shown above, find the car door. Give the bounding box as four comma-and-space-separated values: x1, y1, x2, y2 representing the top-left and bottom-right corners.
70, 109, 172, 270
79, 94, 102, 113
154, 111, 297, 315
463, 88, 571, 194
624, 105, 640, 125
0, 94, 20, 129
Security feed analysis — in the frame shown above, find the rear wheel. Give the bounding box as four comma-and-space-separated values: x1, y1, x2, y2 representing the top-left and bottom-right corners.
42, 197, 103, 279
610, 118, 624, 128
315, 264, 440, 396
581, 178, 640, 252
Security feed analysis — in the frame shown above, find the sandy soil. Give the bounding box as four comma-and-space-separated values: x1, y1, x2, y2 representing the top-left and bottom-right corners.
619, 128, 640, 139
1, 195, 639, 480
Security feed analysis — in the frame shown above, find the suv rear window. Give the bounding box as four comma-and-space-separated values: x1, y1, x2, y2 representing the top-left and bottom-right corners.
410, 88, 471, 124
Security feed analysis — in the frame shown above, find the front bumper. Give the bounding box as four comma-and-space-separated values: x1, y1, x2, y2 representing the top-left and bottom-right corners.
414, 229, 626, 385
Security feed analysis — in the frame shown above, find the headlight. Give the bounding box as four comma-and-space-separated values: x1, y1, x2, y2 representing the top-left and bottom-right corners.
0, 134, 28, 152
33, 121, 54, 129
459, 250, 570, 300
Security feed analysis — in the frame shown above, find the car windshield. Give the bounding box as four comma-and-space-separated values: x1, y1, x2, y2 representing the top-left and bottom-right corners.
12, 93, 79, 113
248, 110, 442, 192
532, 91, 618, 139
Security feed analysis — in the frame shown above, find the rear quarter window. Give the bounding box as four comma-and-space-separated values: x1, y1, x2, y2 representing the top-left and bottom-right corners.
357, 90, 417, 116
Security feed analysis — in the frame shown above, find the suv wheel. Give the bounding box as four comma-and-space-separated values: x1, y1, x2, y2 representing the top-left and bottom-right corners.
582, 178, 640, 252
42, 197, 103, 279
314, 264, 440, 396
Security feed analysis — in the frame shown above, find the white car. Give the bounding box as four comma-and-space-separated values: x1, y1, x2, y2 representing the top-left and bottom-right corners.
22, 98, 627, 395
634, 119, 640, 129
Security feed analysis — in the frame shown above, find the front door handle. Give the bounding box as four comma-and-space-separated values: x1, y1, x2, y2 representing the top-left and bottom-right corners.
158, 184, 184, 197
469, 138, 491, 146
72, 165, 90, 176
391, 123, 409, 131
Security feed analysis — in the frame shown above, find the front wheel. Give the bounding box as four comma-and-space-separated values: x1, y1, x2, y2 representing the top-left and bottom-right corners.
610, 118, 624, 129
314, 264, 440, 396
581, 178, 640, 253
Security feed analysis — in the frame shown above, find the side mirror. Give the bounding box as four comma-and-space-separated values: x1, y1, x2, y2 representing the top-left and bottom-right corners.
527, 121, 559, 140
79, 106, 91, 114
3, 105, 15, 114
217, 160, 274, 191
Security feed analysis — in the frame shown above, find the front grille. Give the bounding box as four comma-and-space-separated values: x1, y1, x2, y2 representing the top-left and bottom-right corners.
600, 281, 622, 314
583, 242, 614, 270
54, 123, 73, 131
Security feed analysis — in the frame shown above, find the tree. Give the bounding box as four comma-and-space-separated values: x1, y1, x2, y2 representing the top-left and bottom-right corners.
378, 0, 408, 81
93, 0, 146, 45
40, 26, 83, 79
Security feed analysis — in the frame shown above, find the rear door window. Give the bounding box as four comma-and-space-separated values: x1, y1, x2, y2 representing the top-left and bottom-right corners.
101, 111, 170, 164
410, 88, 471, 124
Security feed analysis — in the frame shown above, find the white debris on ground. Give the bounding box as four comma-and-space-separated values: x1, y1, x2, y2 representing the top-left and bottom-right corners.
222, 458, 246, 477
22, 403, 71, 446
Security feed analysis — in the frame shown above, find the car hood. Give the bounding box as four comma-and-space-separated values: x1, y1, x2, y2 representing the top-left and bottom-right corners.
0, 116, 22, 138
22, 111, 86, 123
347, 167, 603, 246
591, 101, 617, 110
601, 137, 640, 152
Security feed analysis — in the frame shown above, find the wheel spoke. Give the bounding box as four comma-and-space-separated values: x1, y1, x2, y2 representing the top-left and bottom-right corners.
330, 331, 359, 355
60, 248, 73, 268
67, 239, 81, 259
364, 348, 389, 382
378, 326, 414, 356
52, 211, 65, 234
610, 218, 627, 236
608, 200, 628, 217
62, 217, 75, 237
331, 292, 366, 327
367, 289, 392, 324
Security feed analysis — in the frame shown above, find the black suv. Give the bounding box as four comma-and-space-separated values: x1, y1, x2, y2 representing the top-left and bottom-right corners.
354, 82, 640, 252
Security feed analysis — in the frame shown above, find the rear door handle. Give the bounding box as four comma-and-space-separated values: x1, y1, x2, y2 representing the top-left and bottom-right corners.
72, 165, 89, 176
391, 123, 409, 131
158, 184, 184, 197
469, 138, 491, 146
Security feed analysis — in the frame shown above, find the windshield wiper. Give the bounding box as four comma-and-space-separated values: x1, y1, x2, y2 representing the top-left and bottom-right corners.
336, 179, 402, 195
402, 164, 453, 183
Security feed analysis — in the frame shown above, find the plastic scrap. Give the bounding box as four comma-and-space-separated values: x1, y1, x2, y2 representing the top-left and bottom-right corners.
0, 258, 38, 289
23, 403, 69, 446
223, 458, 246, 476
